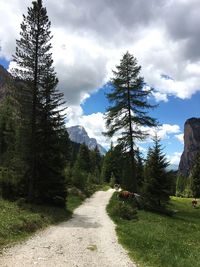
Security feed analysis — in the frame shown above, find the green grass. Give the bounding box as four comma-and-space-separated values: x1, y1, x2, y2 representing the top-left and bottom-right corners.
107, 193, 200, 267
0, 193, 86, 249
0, 199, 70, 249
67, 194, 85, 212
0, 184, 109, 250
94, 183, 111, 192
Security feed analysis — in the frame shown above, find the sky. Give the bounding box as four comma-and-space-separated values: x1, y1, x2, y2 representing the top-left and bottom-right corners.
0, 0, 200, 167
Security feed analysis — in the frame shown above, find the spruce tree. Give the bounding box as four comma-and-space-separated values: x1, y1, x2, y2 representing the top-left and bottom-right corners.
72, 144, 91, 190
75, 144, 91, 173
12, 0, 67, 205
143, 135, 171, 210
101, 144, 124, 185
135, 147, 144, 192
90, 146, 102, 172
90, 146, 102, 183
0, 78, 27, 199
191, 153, 200, 197
104, 51, 157, 192
101, 148, 114, 183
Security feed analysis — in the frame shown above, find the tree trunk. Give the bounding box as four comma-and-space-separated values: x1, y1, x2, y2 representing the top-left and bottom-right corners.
28, 18, 40, 202
127, 67, 137, 192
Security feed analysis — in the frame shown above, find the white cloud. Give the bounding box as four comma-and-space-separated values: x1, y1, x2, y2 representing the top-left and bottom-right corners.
152, 92, 168, 102
175, 133, 184, 143
167, 152, 182, 165
1, 0, 200, 107
157, 124, 181, 139
139, 124, 181, 142
66, 106, 181, 150
66, 107, 113, 148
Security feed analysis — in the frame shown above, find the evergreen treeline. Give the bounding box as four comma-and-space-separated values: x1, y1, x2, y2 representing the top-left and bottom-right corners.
1, 1, 198, 215
0, 0, 104, 207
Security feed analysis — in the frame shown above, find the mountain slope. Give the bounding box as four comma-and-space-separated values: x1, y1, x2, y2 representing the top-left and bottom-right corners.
0, 64, 12, 102
67, 125, 107, 155
179, 117, 200, 177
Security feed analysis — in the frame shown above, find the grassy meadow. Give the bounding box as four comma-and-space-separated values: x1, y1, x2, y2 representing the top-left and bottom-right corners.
107, 193, 200, 267
0, 193, 86, 249
0, 184, 110, 250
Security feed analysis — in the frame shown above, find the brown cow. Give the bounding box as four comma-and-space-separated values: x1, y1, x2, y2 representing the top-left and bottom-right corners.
192, 199, 197, 208
118, 191, 134, 200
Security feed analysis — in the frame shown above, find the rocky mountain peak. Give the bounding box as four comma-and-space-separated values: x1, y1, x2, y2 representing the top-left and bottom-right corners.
178, 117, 200, 177
67, 125, 107, 155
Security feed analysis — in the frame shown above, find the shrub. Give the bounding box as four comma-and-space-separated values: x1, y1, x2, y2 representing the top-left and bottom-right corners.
111, 201, 137, 220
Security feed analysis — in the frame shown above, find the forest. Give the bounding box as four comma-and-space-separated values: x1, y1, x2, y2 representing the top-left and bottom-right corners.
0, 0, 199, 211
0, 1, 200, 266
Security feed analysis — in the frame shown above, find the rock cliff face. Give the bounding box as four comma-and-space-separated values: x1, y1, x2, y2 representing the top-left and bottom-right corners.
179, 118, 200, 177
0, 65, 12, 101
67, 125, 107, 155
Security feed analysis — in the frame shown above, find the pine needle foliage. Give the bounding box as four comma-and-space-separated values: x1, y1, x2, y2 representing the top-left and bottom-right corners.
104, 51, 157, 191
143, 134, 171, 210
12, 0, 67, 205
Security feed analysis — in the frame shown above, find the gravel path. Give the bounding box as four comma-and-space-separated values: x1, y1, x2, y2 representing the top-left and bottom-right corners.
0, 189, 136, 267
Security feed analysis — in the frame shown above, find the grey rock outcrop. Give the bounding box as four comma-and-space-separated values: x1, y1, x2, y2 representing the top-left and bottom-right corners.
0, 65, 12, 101
67, 125, 107, 155
178, 118, 200, 177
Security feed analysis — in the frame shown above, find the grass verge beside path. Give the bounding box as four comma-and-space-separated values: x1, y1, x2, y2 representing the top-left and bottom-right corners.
107, 193, 200, 267
0, 183, 110, 250
0, 199, 70, 249
0, 194, 85, 250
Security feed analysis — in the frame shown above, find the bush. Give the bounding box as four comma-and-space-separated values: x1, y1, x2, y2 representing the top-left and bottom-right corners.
84, 183, 97, 197
111, 201, 137, 220
67, 186, 83, 196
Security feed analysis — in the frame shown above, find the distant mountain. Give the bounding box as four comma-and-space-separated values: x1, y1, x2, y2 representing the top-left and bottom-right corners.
67, 125, 107, 155
179, 117, 200, 177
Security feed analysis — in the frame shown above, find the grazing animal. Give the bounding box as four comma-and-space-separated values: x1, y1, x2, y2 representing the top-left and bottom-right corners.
192, 199, 197, 208
118, 191, 134, 200
114, 184, 120, 191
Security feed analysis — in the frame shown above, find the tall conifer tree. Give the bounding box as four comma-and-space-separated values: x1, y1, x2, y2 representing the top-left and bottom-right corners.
12, 0, 67, 205
104, 51, 157, 192
143, 135, 171, 209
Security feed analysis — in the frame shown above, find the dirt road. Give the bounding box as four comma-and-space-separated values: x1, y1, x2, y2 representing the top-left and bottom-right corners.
0, 189, 136, 267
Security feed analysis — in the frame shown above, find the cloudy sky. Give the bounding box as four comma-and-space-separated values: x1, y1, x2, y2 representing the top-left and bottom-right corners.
1, 0, 200, 166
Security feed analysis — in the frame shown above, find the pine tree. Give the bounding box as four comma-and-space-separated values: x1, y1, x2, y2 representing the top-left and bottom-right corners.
101, 144, 124, 184
104, 51, 157, 192
135, 147, 144, 192
75, 144, 91, 173
90, 146, 102, 172
143, 135, 171, 210
191, 153, 200, 197
72, 144, 91, 190
12, 0, 67, 205
90, 146, 102, 183
0, 78, 27, 199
